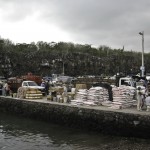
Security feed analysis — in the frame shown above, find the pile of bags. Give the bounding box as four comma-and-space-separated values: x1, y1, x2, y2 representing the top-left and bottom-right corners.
71, 86, 109, 106
87, 87, 109, 105
70, 85, 136, 109
110, 86, 136, 109
17, 87, 43, 99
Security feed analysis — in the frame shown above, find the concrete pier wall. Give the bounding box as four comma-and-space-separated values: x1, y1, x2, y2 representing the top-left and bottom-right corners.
0, 96, 150, 138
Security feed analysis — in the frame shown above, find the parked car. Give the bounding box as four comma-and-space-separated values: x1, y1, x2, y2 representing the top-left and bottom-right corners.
22, 81, 45, 95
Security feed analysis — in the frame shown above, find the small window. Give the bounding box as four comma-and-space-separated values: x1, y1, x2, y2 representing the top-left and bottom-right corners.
23, 82, 28, 86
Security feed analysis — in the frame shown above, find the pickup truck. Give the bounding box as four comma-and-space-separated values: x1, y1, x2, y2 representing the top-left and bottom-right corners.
119, 77, 145, 90
119, 77, 135, 87
8, 78, 45, 94
22, 81, 45, 94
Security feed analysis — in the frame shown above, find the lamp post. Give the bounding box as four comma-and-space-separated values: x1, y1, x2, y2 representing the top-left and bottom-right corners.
62, 61, 65, 75
139, 31, 145, 77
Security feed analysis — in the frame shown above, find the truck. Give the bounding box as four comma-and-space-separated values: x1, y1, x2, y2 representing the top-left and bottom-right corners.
21, 80, 45, 94
8, 73, 43, 93
119, 76, 145, 90
119, 77, 136, 87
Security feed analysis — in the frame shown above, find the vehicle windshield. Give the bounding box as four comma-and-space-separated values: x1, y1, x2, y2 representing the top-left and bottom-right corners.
121, 79, 129, 85
136, 81, 144, 87
28, 82, 38, 86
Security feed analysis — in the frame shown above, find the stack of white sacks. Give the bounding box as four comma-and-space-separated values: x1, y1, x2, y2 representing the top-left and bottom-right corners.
70, 87, 109, 106
71, 89, 88, 106
87, 87, 109, 105
70, 85, 136, 109
110, 86, 136, 109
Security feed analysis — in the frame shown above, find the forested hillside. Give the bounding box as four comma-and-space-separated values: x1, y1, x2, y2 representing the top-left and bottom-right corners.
0, 37, 150, 78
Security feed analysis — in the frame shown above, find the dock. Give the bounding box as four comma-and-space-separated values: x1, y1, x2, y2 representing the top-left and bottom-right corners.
0, 96, 150, 138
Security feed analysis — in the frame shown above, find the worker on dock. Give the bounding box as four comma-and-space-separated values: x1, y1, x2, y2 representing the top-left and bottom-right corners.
136, 87, 144, 111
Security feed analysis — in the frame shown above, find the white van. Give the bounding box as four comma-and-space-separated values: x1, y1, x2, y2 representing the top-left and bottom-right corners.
119, 77, 145, 90
119, 77, 135, 87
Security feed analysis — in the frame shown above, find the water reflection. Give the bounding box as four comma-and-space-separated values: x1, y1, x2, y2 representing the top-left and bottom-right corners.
0, 113, 150, 150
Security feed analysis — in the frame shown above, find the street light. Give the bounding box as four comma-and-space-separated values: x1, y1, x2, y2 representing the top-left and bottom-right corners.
139, 31, 145, 77
62, 61, 65, 75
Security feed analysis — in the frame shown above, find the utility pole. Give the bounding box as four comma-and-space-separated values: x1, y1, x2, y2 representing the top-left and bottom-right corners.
139, 31, 145, 77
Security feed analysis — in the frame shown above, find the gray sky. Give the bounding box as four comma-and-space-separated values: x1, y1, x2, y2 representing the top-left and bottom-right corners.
0, 0, 150, 52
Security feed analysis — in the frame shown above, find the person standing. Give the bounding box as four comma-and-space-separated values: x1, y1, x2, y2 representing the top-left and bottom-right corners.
41, 79, 46, 87
0, 82, 3, 95
4, 82, 10, 96
136, 87, 144, 111
41, 80, 46, 96
45, 80, 50, 95
145, 95, 150, 111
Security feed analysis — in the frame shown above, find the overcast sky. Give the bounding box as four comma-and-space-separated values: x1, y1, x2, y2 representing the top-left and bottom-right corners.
0, 0, 150, 52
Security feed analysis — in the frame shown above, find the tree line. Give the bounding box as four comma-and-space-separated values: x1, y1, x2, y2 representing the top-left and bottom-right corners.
0, 37, 150, 78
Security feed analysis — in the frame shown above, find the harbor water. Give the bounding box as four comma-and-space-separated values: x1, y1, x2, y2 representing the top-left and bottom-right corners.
0, 113, 150, 150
